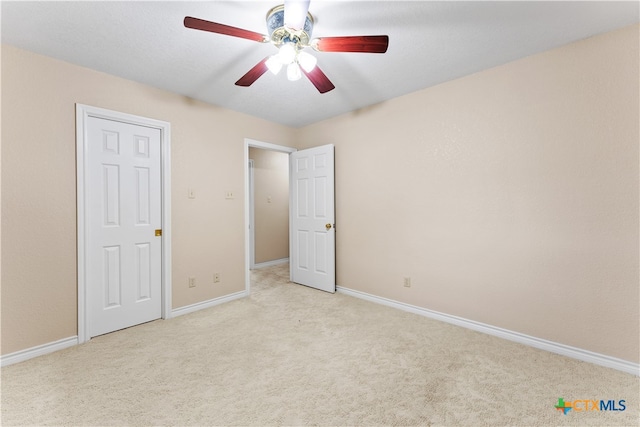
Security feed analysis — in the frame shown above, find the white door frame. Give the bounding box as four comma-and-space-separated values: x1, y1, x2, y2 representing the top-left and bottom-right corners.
244, 138, 296, 294
76, 104, 172, 344
248, 159, 256, 270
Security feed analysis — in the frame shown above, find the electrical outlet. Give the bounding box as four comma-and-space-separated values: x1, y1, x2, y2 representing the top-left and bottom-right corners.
188, 277, 196, 288
225, 191, 234, 199
403, 277, 411, 288
213, 273, 220, 283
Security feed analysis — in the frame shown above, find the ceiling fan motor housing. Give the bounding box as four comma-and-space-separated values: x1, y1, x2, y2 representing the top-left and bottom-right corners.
266, 5, 314, 49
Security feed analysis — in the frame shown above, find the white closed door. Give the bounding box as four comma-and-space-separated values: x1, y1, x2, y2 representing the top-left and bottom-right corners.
86, 116, 162, 337
290, 144, 335, 293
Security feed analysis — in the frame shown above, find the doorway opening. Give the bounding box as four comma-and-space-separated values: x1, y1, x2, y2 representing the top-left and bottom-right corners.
249, 148, 290, 269
244, 139, 296, 294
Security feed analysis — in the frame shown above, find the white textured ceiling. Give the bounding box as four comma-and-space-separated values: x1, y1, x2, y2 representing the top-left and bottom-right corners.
2, 1, 638, 127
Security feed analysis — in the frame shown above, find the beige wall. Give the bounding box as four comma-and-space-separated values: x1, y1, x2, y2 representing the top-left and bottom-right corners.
295, 24, 639, 363
249, 148, 289, 264
0, 45, 293, 355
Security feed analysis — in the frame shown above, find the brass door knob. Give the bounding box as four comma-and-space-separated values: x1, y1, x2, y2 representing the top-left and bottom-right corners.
326, 223, 332, 230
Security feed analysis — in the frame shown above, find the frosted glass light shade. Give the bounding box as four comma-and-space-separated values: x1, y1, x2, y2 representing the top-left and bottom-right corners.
297, 51, 317, 72
287, 62, 302, 81
266, 56, 283, 75
278, 43, 297, 65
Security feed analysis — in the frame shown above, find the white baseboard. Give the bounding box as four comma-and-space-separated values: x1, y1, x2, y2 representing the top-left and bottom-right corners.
2, 291, 248, 367
1, 336, 78, 367
5, 288, 636, 377
252, 258, 289, 269
171, 290, 247, 318
337, 286, 639, 377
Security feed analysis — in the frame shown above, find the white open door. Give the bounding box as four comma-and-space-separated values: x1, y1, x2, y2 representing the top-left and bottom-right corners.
290, 144, 335, 293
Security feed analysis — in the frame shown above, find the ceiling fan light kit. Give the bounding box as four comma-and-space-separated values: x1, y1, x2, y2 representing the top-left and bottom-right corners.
184, 0, 389, 93
255, 3, 318, 82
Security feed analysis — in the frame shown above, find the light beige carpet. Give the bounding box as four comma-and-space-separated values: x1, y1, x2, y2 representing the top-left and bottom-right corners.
1, 263, 638, 426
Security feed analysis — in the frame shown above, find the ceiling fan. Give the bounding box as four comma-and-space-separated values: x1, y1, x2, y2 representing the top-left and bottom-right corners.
184, 0, 389, 94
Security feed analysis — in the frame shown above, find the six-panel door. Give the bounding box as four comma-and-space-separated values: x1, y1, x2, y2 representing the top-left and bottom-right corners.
290, 144, 336, 293
86, 116, 162, 337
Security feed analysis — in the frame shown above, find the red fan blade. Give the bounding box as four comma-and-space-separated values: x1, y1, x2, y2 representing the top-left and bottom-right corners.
184, 16, 266, 42
235, 58, 270, 87
314, 35, 389, 53
302, 66, 335, 94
